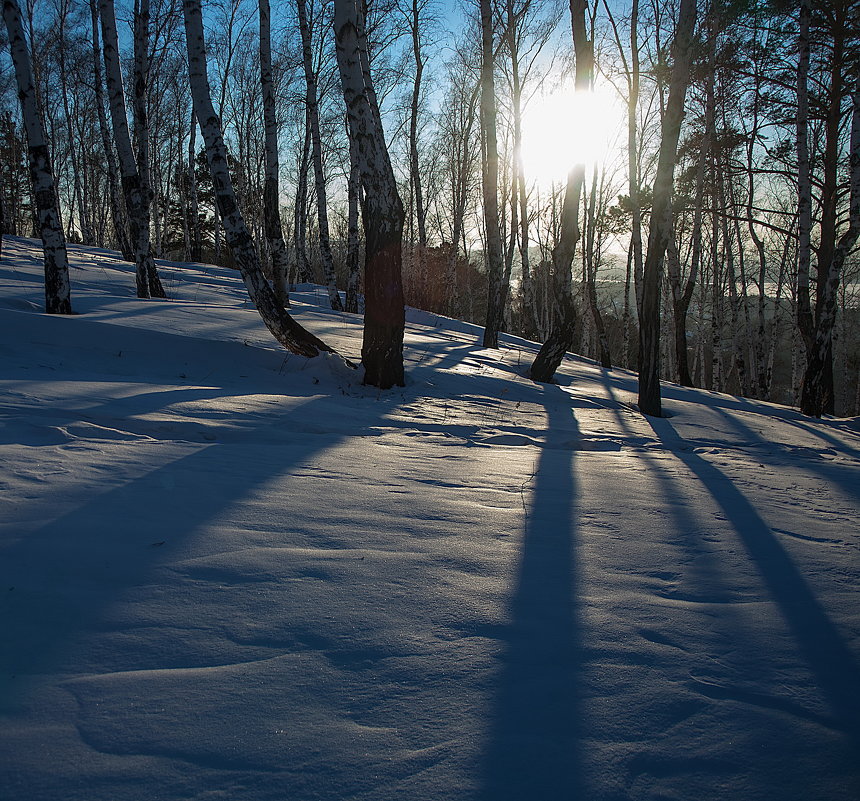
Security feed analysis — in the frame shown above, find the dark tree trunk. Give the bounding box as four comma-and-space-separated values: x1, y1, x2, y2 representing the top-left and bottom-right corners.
530, 0, 591, 382
637, 0, 696, 416
333, 0, 405, 388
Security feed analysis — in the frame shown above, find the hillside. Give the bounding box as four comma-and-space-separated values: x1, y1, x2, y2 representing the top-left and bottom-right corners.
1, 237, 858, 800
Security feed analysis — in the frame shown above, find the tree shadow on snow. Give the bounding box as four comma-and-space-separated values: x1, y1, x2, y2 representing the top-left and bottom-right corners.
479, 384, 584, 800
645, 415, 860, 741
0, 386, 404, 711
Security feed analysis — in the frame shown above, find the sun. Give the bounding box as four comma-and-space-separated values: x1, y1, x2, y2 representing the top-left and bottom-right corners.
520, 84, 624, 189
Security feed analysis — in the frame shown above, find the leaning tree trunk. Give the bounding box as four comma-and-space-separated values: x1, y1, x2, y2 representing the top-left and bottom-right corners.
530, 0, 591, 382
333, 0, 405, 388
99, 0, 164, 299
259, 0, 290, 307
479, 0, 505, 348
637, 0, 696, 416
182, 0, 334, 359
297, 0, 343, 311
3, 0, 72, 314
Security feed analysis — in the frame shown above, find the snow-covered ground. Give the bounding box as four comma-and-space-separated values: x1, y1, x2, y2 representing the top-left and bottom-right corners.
1, 236, 858, 800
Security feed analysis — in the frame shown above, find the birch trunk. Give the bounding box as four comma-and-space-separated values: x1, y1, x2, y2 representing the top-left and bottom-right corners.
796, 0, 814, 354
333, 0, 406, 388
298, 0, 343, 311
188, 109, 202, 261
131, 0, 165, 297
3, 0, 72, 314
629, 0, 644, 317
668, 13, 711, 388
408, 0, 427, 296
57, 0, 92, 245
99, 0, 162, 298
801, 74, 860, 416
182, 0, 334, 359
637, 0, 696, 416
294, 109, 312, 282
479, 0, 505, 348
345, 128, 361, 313
530, 0, 591, 382
259, 0, 290, 307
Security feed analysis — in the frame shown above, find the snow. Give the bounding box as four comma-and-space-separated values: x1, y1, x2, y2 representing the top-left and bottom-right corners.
1, 235, 858, 800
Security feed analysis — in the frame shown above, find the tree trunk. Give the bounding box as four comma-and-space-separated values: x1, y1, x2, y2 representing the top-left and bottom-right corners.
637, 0, 696, 416
57, 0, 92, 245
132, 0, 165, 297
333, 0, 405, 388
629, 0, 644, 318
408, 0, 427, 298
298, 0, 343, 311
530, 0, 591, 382
182, 0, 335, 359
259, 0, 290, 307
99, 0, 162, 298
3, 0, 72, 314
346, 127, 361, 313
801, 74, 859, 416
294, 109, 312, 283
188, 109, 203, 261
479, 0, 505, 348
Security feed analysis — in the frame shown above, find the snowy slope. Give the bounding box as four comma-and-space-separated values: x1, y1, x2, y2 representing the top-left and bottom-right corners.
1, 236, 858, 801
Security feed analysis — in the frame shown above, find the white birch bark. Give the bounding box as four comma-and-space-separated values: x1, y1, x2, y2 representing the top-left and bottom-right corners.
182, 0, 333, 359
3, 0, 72, 314
99, 0, 163, 299
333, 0, 406, 388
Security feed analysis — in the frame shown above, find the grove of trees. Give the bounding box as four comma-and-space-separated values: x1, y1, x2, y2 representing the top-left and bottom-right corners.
1, 0, 858, 413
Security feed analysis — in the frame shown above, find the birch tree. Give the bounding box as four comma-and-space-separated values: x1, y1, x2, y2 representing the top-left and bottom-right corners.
479, 0, 505, 348
3, 0, 72, 314
333, 0, 406, 388
182, 0, 334, 358
258, 0, 290, 306
529, 0, 591, 382
99, 0, 165, 298
637, 0, 696, 417
89, 0, 131, 261
798, 0, 860, 417
297, 0, 343, 311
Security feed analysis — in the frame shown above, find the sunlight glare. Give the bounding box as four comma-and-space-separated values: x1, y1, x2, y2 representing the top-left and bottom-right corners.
520, 85, 623, 188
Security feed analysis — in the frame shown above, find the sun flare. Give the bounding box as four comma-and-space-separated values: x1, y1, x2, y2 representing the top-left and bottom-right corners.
520, 84, 624, 188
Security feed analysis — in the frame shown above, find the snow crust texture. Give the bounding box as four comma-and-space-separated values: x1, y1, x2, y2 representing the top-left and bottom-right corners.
1, 236, 858, 800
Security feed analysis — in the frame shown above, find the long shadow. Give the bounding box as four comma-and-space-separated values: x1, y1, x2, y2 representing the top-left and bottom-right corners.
0, 387, 402, 710
479, 384, 583, 800
712, 406, 860, 501
646, 416, 860, 740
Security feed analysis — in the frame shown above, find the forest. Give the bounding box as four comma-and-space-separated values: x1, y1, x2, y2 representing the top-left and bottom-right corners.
1, 0, 858, 417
